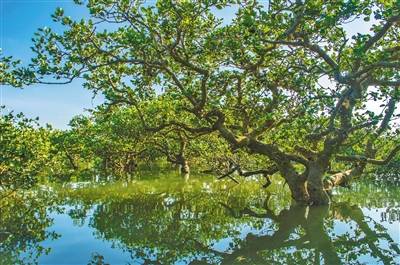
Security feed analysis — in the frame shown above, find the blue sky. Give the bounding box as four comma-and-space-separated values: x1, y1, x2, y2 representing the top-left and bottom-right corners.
1, 1, 374, 129
1, 0, 103, 129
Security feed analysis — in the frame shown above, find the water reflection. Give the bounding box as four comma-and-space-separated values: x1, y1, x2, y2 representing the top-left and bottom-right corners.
0, 193, 59, 265
1, 179, 399, 265
60, 180, 400, 265
87, 253, 110, 265
217, 203, 399, 265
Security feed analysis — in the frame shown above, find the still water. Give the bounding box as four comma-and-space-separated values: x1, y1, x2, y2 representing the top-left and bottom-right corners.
1, 174, 399, 265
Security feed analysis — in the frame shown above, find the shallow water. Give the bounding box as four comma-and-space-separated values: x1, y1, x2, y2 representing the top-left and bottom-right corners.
1, 174, 399, 265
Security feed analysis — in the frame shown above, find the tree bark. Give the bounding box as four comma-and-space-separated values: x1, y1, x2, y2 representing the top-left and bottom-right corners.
179, 160, 190, 175
271, 159, 309, 204
286, 176, 309, 204
176, 155, 190, 181
307, 162, 331, 205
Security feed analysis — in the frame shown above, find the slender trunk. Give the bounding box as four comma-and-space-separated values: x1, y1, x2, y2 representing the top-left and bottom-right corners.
64, 151, 78, 170
178, 135, 189, 179
182, 172, 190, 182
174, 154, 190, 181
179, 159, 190, 178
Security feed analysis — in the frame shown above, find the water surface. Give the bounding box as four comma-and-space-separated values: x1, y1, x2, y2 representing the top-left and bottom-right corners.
1, 174, 399, 264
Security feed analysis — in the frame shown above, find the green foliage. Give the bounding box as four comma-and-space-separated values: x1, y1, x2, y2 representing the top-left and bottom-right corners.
2, 0, 400, 203
0, 110, 52, 193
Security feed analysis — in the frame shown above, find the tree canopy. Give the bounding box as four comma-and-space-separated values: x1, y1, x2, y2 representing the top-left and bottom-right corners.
1, 0, 400, 204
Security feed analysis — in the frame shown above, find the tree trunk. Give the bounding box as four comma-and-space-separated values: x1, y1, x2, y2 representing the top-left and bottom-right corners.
174, 154, 190, 182
286, 176, 309, 204
179, 160, 190, 177
307, 163, 330, 205
65, 151, 78, 170
277, 161, 309, 204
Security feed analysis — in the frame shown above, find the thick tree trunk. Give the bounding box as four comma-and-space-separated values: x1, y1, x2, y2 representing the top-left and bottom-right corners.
286, 177, 309, 204
307, 163, 330, 205
276, 161, 309, 204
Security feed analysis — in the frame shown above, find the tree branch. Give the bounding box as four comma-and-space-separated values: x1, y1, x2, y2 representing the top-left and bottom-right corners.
336, 145, 400, 165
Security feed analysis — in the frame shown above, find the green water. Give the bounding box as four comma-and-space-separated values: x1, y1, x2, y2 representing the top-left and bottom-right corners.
0, 173, 399, 265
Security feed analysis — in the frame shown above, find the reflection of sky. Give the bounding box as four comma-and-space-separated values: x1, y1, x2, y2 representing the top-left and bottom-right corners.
39, 205, 131, 265
0, 1, 380, 129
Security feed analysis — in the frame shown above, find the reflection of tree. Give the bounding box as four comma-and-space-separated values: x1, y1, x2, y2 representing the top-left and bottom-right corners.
88, 191, 259, 264
87, 252, 110, 265
0, 194, 58, 265
72, 184, 399, 265
331, 203, 400, 265
217, 202, 400, 265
